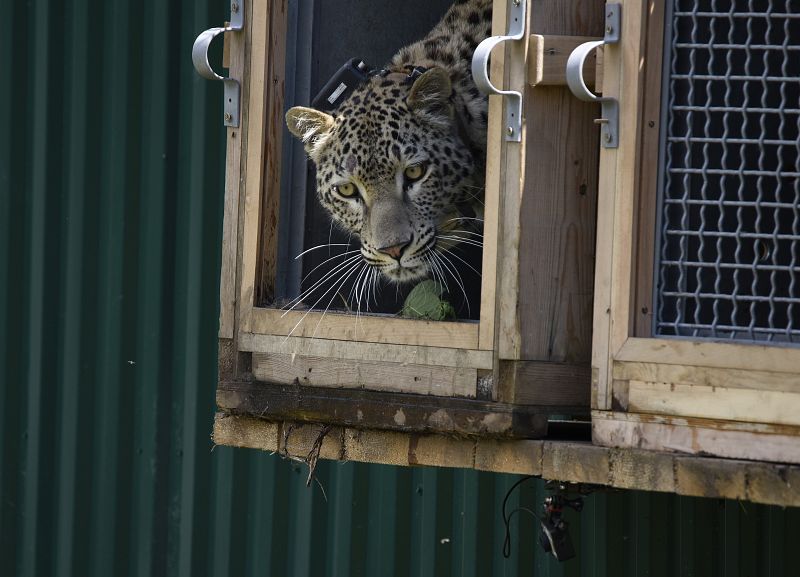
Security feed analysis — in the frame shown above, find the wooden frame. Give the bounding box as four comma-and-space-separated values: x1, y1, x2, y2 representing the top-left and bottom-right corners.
591, 0, 800, 464
216, 0, 607, 454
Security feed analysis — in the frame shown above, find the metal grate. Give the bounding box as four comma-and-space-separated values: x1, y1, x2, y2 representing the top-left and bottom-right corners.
656, 0, 800, 344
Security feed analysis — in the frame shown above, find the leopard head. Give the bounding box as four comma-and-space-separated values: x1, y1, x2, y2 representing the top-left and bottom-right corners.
286, 67, 482, 283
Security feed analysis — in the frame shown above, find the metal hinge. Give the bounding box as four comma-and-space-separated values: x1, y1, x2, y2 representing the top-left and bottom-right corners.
565, 4, 620, 148
471, 0, 527, 142
192, 0, 245, 127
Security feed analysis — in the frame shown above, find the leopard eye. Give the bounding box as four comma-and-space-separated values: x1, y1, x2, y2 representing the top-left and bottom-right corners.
334, 182, 357, 198
403, 163, 427, 182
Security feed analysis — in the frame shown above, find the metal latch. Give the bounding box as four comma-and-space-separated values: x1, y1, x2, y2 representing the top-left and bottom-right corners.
192, 0, 244, 127
565, 4, 620, 148
471, 0, 527, 142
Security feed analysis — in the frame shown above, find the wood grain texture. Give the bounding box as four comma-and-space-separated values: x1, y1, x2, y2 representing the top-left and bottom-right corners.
254, 0, 288, 305
237, 0, 270, 334
528, 35, 600, 87
249, 307, 479, 348
216, 380, 549, 438
239, 332, 494, 369
500, 360, 590, 406
218, 5, 248, 339
616, 337, 800, 374
614, 360, 800, 393
593, 410, 800, 464
252, 352, 477, 397
628, 380, 800, 427
518, 0, 603, 363
214, 413, 800, 506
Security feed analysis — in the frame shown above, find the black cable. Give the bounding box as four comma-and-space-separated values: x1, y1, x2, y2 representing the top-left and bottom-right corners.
501, 476, 542, 558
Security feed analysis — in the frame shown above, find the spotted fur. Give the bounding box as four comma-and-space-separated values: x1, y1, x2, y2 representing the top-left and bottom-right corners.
286, 0, 492, 283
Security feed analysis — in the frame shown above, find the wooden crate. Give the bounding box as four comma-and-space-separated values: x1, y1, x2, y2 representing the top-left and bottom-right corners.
591, 0, 800, 464
215, 0, 604, 440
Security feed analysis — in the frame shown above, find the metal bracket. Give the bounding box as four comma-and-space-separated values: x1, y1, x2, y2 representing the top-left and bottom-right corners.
565, 3, 620, 148
192, 0, 245, 127
471, 0, 527, 142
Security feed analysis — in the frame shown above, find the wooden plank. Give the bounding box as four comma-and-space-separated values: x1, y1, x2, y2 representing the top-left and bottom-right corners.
214, 414, 800, 506
254, 0, 288, 304
614, 361, 800, 393
495, 2, 530, 361
236, 0, 270, 334
216, 381, 550, 438
249, 307, 479, 349
616, 337, 800, 374
252, 352, 477, 397
518, 1, 603, 366
239, 332, 495, 369
500, 360, 590, 407
528, 35, 600, 87
592, 410, 800, 464
477, 0, 508, 352
628, 380, 800, 427
591, 0, 648, 410
218, 7, 249, 339
631, 0, 667, 337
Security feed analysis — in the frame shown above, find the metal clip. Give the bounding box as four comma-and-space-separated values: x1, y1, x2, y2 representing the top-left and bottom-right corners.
565, 3, 620, 148
192, 0, 245, 127
471, 0, 527, 142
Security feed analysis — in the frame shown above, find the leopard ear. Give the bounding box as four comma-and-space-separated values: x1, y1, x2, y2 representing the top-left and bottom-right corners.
285, 106, 335, 158
407, 68, 452, 121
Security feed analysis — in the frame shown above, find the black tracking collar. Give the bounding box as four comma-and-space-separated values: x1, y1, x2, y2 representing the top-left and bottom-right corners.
311, 58, 429, 112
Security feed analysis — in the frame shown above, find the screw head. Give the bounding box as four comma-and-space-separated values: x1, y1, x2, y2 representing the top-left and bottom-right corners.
604, 132, 612, 143
231, 2, 239, 13
224, 112, 233, 122
513, 0, 520, 5
507, 126, 514, 136
606, 24, 613, 34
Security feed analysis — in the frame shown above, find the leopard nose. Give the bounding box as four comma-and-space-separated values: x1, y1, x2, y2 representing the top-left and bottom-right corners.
378, 241, 409, 260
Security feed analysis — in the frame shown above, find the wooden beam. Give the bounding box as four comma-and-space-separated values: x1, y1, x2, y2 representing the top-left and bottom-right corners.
528, 35, 601, 87
499, 360, 590, 407
213, 413, 800, 507
216, 380, 549, 438
252, 352, 477, 397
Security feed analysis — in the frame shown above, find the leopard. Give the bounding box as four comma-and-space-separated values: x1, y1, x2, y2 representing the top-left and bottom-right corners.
285, 0, 492, 290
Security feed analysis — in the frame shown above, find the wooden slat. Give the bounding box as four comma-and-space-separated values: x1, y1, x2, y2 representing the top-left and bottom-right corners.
627, 380, 800, 427
527, 35, 600, 87
254, 0, 288, 304
616, 337, 800, 374
252, 353, 477, 397
477, 0, 508, 352
239, 332, 494, 369
214, 413, 800, 507
218, 9, 249, 339
249, 307, 479, 348
614, 361, 800, 393
236, 0, 270, 334
592, 410, 800, 465
500, 360, 590, 407
631, 0, 667, 337
217, 381, 549, 438
518, 1, 602, 366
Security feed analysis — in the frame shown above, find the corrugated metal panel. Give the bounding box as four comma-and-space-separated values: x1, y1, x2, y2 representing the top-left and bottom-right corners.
0, 1, 798, 576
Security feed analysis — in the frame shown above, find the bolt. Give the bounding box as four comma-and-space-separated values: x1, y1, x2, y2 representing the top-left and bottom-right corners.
224, 112, 233, 122
606, 24, 613, 34
507, 125, 514, 136
513, 0, 520, 5
231, 2, 239, 13
604, 132, 612, 143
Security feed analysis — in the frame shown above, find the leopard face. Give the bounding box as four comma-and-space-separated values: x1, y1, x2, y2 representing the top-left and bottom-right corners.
286, 68, 483, 283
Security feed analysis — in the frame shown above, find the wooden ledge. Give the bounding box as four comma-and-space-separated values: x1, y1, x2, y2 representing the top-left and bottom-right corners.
214, 413, 800, 508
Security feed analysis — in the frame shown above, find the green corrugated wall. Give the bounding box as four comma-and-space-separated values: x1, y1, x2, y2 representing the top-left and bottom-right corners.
1, 1, 798, 576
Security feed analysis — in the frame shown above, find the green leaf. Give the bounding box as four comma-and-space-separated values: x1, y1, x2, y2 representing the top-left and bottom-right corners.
401, 280, 456, 321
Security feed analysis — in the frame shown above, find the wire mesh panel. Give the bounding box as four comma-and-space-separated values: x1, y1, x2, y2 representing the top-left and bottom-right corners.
656, 0, 800, 343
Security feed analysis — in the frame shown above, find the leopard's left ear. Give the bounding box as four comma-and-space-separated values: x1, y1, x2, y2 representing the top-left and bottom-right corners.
407, 67, 453, 122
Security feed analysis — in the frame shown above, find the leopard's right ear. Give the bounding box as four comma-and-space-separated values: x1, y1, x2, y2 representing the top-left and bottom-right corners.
285, 106, 335, 158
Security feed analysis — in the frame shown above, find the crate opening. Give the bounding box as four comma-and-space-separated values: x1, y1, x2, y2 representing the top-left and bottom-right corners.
255, 0, 492, 325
